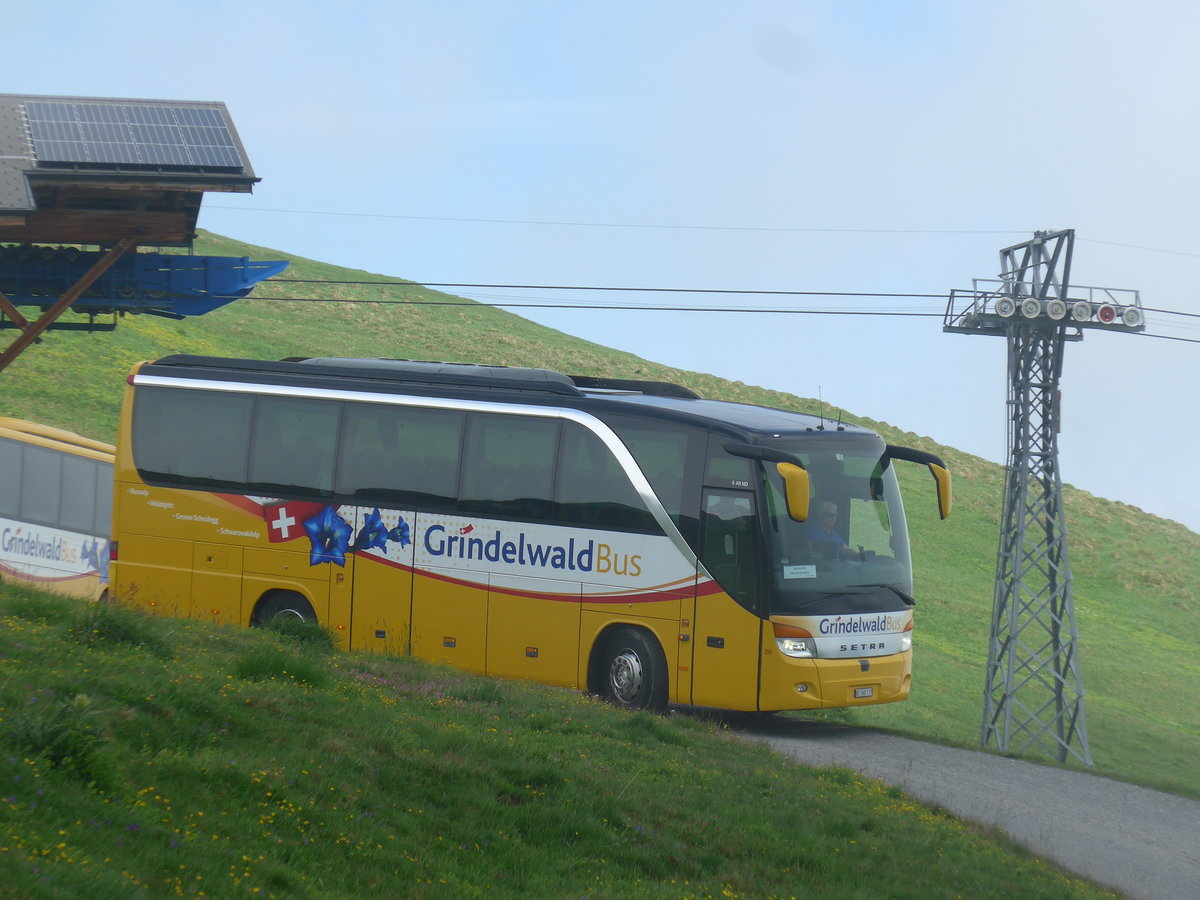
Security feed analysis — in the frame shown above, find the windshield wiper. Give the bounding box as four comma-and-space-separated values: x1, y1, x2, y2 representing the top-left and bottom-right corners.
784, 592, 853, 613
850, 583, 917, 607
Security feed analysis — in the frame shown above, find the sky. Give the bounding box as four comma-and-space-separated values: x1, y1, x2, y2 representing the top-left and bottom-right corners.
7, 0, 1200, 532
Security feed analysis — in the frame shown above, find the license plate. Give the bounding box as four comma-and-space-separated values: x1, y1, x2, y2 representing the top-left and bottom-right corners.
854, 687, 874, 699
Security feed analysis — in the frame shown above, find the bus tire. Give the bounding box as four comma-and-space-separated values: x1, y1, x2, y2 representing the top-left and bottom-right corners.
252, 590, 316, 626
600, 627, 669, 712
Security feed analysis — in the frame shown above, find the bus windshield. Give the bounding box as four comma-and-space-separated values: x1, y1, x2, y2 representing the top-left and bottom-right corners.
761, 436, 912, 616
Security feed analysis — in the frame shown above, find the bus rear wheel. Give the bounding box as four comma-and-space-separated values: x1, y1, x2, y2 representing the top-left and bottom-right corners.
600, 627, 668, 712
252, 590, 316, 626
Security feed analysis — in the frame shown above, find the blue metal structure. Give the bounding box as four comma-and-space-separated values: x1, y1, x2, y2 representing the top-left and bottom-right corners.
0, 248, 287, 321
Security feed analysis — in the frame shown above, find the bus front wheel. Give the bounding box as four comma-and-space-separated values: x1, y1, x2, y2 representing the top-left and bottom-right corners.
600, 627, 668, 712
252, 590, 316, 626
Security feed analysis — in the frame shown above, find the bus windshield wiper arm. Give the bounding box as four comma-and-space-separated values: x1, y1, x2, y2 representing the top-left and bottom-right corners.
784, 592, 853, 612
850, 584, 917, 607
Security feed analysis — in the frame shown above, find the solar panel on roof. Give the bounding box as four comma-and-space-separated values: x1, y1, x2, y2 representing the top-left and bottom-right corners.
24, 100, 244, 171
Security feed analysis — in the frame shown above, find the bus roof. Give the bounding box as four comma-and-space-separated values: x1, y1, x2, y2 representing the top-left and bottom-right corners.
581, 392, 872, 439
137, 355, 875, 442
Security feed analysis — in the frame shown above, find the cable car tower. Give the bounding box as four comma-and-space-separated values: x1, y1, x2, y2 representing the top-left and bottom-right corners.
944, 229, 1144, 766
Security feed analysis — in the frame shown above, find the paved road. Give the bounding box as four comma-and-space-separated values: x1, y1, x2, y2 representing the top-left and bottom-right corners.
725, 717, 1199, 900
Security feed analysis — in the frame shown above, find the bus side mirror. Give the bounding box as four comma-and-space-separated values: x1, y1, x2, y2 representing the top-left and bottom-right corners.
928, 462, 952, 520
776, 462, 810, 522
885, 445, 952, 520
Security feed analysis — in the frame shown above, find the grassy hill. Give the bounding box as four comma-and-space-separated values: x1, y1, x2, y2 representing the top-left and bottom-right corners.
0, 584, 1121, 898
1, 231, 1197, 801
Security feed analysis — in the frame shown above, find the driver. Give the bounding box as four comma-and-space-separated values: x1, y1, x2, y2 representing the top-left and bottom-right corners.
808, 500, 853, 559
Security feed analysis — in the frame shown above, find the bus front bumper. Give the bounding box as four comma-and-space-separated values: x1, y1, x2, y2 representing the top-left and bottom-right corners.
759, 650, 912, 711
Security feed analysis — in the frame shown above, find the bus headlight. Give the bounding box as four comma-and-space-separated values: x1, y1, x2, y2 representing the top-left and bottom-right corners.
777, 636, 818, 658
772, 623, 818, 658
900, 634, 912, 652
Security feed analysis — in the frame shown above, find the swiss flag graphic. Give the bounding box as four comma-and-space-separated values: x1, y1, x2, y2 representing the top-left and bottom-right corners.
262, 501, 328, 543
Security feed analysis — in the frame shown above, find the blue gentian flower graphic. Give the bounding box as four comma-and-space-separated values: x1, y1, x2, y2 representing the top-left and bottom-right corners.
304, 505, 353, 567
97, 542, 110, 583
388, 516, 412, 549
353, 507, 392, 553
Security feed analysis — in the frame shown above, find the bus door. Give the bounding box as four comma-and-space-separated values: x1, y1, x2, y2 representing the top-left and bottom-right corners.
689, 489, 763, 710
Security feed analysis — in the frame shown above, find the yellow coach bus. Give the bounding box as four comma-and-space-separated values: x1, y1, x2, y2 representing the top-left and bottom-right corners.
0, 417, 113, 601
110, 355, 950, 712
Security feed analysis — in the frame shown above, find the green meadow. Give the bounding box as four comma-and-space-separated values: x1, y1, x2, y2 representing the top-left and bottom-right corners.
0, 230, 1195, 894
1, 586, 1120, 898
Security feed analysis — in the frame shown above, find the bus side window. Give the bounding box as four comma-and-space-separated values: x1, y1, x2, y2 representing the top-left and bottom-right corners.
0, 437, 20, 516
705, 453, 753, 489
248, 397, 340, 497
555, 422, 657, 532
391, 409, 462, 505
335, 404, 464, 508
21, 445, 62, 528
461, 414, 558, 520
132, 386, 253, 487
601, 415, 703, 543
60, 455, 98, 533
94, 457, 112, 537
335, 406, 389, 493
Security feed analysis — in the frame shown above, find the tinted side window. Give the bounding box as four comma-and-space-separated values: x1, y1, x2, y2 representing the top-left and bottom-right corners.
599, 414, 706, 552
133, 386, 254, 487
336, 403, 464, 508
704, 453, 753, 489
461, 414, 558, 520
95, 460, 113, 536
0, 437, 108, 535
556, 422, 657, 532
615, 427, 688, 519
701, 490, 760, 612
20, 445, 61, 526
0, 437, 20, 516
247, 396, 341, 498
60, 455, 98, 532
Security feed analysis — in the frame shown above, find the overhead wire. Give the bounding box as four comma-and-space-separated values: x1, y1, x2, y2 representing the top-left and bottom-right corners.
206, 205, 1032, 235
1143, 306, 1200, 319
254, 277, 950, 315
1134, 332, 1200, 344
243, 291, 1200, 341
243, 295, 945, 316
1079, 237, 1200, 259
269, 278, 947, 298
253, 278, 1200, 331
204, 206, 1199, 342
207, 203, 1200, 260
461, 289, 940, 315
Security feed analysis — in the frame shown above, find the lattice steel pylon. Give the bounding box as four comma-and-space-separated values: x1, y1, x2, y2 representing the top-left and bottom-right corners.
989, 320, 1091, 764
944, 229, 1145, 766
